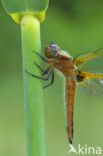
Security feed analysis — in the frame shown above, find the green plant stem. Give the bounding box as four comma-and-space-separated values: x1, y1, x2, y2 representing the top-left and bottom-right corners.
21, 15, 46, 156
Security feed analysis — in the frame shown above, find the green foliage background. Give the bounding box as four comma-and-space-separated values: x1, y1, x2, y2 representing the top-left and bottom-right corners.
0, 0, 103, 155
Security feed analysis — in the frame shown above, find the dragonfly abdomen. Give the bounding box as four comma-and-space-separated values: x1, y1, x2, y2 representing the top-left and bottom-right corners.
65, 77, 76, 144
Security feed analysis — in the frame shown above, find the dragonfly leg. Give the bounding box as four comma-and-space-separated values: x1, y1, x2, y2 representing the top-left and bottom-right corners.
42, 66, 50, 76
33, 50, 50, 63
34, 62, 44, 73
25, 69, 52, 81
34, 62, 50, 76
43, 70, 54, 89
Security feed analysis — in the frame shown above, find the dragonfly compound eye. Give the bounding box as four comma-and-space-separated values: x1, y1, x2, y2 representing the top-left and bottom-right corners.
45, 43, 59, 58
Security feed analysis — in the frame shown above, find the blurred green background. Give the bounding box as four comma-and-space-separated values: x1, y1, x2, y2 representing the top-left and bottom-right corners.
0, 0, 103, 156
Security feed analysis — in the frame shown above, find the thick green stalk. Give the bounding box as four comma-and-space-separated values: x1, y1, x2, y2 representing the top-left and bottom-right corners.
21, 15, 46, 156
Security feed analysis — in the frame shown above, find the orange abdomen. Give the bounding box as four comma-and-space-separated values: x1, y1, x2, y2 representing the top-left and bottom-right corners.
65, 77, 76, 144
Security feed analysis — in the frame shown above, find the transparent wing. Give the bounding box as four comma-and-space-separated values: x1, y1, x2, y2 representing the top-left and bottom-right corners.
78, 77, 103, 97
74, 49, 103, 73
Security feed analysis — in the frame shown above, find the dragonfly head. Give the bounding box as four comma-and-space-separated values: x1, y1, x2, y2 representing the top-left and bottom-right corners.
45, 42, 60, 58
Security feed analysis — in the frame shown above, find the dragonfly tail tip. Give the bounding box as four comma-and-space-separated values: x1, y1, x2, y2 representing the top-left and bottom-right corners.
69, 139, 72, 144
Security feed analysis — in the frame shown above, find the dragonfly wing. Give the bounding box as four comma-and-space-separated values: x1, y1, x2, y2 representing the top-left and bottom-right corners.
76, 70, 103, 96
74, 49, 103, 73
65, 77, 76, 144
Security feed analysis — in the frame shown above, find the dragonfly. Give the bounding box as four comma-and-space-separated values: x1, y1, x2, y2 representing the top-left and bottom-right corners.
26, 42, 103, 144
